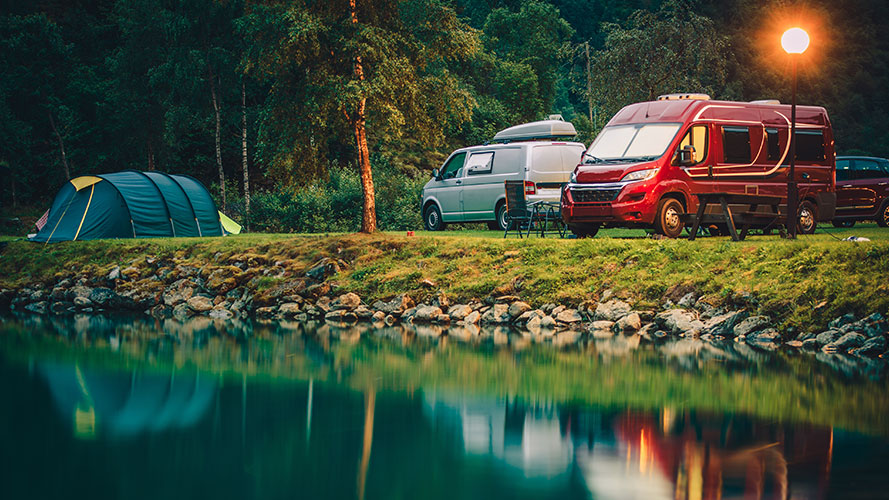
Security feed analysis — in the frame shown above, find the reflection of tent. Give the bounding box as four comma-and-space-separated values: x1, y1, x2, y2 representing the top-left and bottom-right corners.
30, 171, 224, 242
40, 363, 217, 438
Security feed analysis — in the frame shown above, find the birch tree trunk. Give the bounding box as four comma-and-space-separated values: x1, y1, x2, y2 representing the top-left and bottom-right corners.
242, 81, 250, 230
210, 75, 226, 212
47, 110, 71, 179
349, 0, 376, 233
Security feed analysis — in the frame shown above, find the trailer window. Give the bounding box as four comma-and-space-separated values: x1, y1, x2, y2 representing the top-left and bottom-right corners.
766, 128, 781, 161
795, 130, 825, 162
722, 126, 751, 164
677, 125, 708, 164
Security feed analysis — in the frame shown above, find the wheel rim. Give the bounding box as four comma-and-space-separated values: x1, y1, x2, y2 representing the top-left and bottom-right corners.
883, 204, 889, 225
799, 207, 815, 232
427, 210, 439, 229
665, 205, 681, 231
499, 208, 507, 229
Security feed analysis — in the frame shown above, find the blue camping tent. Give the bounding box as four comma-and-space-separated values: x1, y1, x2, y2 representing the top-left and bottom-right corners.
31, 171, 225, 242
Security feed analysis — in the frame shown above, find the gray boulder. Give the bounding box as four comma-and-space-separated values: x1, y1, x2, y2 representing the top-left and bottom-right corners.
278, 302, 302, 317
331, 292, 362, 311
508, 301, 532, 319
88, 287, 120, 307
824, 332, 866, 352
655, 309, 703, 336
732, 316, 771, 337
186, 296, 214, 313
594, 300, 632, 321
448, 304, 473, 321
828, 312, 857, 330
413, 305, 443, 323
481, 304, 511, 324
555, 308, 582, 324
372, 295, 415, 315
850, 336, 888, 357
614, 312, 642, 332
701, 310, 748, 337
814, 329, 842, 346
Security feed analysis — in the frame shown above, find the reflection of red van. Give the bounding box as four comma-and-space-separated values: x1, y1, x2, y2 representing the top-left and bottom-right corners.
561, 95, 836, 237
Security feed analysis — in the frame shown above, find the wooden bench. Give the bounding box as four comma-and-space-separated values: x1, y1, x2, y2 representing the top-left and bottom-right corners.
683, 193, 782, 241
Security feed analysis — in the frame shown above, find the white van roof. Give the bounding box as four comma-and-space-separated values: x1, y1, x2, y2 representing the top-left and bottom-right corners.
492, 120, 577, 143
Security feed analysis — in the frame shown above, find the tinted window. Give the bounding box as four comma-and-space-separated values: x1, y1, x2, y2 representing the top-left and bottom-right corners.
853, 159, 888, 180
795, 130, 825, 161
722, 126, 750, 164
677, 125, 708, 164
440, 152, 466, 179
836, 159, 851, 181
766, 128, 781, 161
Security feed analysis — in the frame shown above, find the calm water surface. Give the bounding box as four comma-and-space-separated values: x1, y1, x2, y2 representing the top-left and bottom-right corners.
1, 313, 888, 500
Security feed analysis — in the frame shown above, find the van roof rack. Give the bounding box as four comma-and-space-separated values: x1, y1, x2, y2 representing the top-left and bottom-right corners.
657, 93, 711, 101
749, 99, 781, 105
491, 119, 576, 143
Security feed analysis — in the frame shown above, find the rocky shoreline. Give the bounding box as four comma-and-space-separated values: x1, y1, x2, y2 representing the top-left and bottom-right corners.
2, 255, 888, 364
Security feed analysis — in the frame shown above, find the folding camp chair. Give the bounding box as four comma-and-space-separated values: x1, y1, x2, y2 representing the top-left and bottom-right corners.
503, 180, 533, 238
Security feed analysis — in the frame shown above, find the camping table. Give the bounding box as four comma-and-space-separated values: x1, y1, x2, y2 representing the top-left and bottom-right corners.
686, 193, 782, 241
527, 201, 565, 238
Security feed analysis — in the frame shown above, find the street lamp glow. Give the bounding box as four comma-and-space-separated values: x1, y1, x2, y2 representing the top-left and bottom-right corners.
781, 27, 810, 54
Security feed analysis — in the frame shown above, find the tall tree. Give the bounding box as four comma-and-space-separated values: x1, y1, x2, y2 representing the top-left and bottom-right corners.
589, 0, 729, 124
241, 0, 479, 232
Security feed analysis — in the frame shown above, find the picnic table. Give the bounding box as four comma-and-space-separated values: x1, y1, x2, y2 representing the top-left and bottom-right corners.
684, 193, 782, 241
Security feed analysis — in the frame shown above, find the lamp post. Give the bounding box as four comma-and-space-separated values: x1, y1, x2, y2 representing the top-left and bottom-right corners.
782, 27, 810, 238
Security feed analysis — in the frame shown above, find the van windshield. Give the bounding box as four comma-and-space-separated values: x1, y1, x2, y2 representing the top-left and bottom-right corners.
584, 123, 681, 163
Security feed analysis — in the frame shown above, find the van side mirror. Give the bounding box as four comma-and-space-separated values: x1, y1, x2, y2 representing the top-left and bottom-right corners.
678, 145, 696, 166
431, 168, 440, 180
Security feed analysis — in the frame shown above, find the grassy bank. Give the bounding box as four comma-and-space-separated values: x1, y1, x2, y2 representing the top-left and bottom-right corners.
2, 225, 889, 332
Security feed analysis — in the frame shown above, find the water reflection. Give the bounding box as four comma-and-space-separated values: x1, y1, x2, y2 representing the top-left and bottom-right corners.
38, 363, 216, 439
1, 313, 888, 499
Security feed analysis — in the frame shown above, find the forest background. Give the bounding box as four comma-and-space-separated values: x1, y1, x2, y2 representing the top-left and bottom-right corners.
1, 0, 887, 233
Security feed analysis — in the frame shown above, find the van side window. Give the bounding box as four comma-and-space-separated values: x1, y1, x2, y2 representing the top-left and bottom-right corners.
722, 126, 750, 164
466, 152, 494, 176
440, 152, 466, 179
677, 125, 708, 164
836, 159, 851, 181
795, 130, 825, 161
766, 128, 780, 161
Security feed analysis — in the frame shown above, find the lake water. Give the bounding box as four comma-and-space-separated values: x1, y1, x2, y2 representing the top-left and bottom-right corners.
1, 313, 888, 500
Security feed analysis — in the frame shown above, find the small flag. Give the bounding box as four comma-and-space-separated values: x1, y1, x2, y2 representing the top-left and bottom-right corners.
35, 209, 49, 231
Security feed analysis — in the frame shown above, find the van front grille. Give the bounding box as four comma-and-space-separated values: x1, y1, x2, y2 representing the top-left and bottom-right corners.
571, 189, 620, 203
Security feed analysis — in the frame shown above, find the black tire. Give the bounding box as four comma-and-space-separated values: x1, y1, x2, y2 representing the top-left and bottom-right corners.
832, 220, 855, 228
568, 223, 600, 238
495, 202, 508, 231
486, 221, 500, 230
423, 204, 446, 231
877, 199, 889, 227
796, 200, 817, 235
654, 197, 685, 238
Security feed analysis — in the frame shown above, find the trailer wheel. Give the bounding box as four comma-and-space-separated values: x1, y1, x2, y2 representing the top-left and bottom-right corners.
796, 201, 817, 234
654, 198, 684, 238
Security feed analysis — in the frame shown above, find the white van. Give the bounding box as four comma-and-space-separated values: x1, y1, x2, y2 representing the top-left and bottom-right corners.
421, 120, 585, 230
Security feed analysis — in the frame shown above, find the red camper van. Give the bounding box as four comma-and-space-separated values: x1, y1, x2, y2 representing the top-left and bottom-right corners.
561, 94, 836, 237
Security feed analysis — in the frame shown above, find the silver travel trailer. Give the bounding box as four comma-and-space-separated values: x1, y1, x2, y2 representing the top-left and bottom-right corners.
421, 119, 585, 231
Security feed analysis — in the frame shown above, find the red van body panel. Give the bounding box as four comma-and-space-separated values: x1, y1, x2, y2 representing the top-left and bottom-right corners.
561, 98, 836, 233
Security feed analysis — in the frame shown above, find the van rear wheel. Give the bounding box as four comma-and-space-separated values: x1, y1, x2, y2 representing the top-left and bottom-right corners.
797, 201, 817, 234
655, 198, 685, 238
495, 203, 508, 231
424, 205, 446, 231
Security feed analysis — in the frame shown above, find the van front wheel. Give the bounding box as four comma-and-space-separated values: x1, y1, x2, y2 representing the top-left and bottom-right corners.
424, 205, 446, 231
655, 198, 685, 238
568, 223, 599, 238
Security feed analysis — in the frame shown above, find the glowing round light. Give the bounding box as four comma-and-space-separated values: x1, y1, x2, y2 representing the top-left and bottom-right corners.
781, 27, 810, 54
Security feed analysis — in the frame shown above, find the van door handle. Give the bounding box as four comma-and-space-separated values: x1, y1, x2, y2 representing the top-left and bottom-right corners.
455, 180, 462, 185
879, 182, 888, 186
840, 185, 852, 188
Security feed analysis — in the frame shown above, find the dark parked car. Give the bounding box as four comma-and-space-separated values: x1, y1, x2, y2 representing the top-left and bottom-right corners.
833, 156, 889, 227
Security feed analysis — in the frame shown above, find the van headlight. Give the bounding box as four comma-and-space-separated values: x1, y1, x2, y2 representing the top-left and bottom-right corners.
569, 171, 577, 183
620, 169, 657, 182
